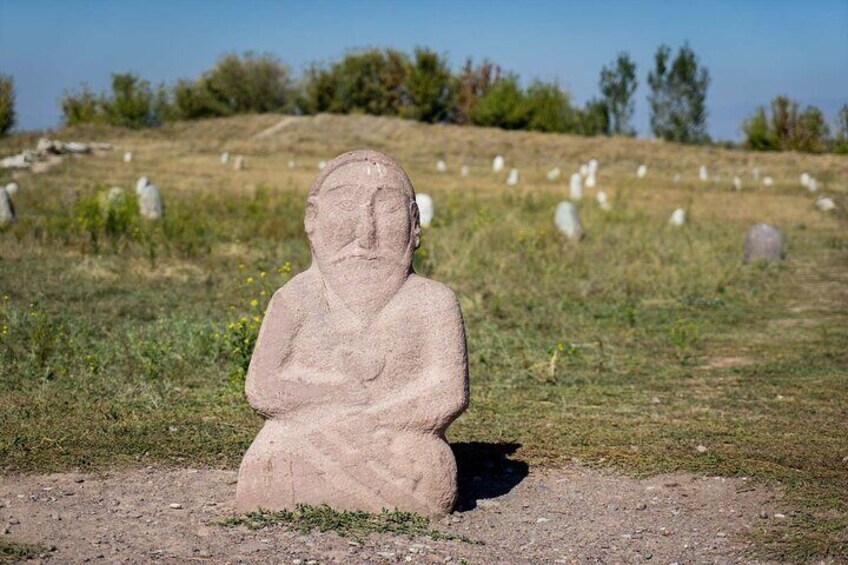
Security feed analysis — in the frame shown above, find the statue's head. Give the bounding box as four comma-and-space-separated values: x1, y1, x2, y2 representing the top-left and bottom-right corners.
305, 150, 420, 290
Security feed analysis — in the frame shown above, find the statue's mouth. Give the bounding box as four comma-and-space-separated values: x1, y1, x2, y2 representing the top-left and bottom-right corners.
330, 251, 381, 264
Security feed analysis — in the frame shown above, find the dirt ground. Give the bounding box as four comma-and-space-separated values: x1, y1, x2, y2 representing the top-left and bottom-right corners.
1, 446, 787, 565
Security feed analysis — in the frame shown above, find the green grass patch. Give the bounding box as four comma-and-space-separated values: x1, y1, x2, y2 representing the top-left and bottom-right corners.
0, 539, 48, 564
222, 504, 478, 544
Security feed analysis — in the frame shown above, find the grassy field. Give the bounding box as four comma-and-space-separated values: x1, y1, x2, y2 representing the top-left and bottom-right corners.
1, 114, 846, 561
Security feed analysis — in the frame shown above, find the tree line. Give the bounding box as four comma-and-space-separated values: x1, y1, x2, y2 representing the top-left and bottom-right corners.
51, 44, 709, 144
1, 44, 846, 153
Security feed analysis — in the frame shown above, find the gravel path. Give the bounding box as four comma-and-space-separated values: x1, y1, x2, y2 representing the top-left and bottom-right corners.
1, 457, 784, 564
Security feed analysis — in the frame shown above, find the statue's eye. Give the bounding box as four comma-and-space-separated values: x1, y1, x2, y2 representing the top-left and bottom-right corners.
335, 200, 356, 212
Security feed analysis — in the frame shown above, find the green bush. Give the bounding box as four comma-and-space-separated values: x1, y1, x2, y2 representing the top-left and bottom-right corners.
0, 73, 15, 135
470, 74, 529, 130
403, 48, 453, 123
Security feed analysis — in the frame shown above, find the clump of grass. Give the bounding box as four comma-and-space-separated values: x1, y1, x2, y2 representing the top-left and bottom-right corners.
0, 539, 48, 563
223, 504, 478, 544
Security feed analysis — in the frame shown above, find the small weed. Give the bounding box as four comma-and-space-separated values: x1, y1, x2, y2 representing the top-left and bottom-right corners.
223, 504, 479, 544
0, 539, 48, 563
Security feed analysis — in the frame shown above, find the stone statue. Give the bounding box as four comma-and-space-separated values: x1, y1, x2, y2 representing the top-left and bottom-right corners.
236, 150, 469, 516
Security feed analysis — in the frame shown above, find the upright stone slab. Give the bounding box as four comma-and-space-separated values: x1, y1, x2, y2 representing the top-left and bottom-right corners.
221, 152, 230, 165
460, 165, 469, 177
585, 171, 596, 188
416, 193, 434, 228
637, 164, 647, 178
699, 165, 708, 182
800, 172, 810, 188
506, 168, 519, 186
669, 208, 686, 226
596, 190, 611, 211
138, 184, 164, 220
5, 182, 18, 197
236, 150, 469, 516
492, 155, 505, 173
732, 176, 742, 191
579, 164, 589, 178
234, 155, 245, 171
763, 176, 774, 187
744, 223, 784, 263
807, 178, 818, 192
569, 173, 582, 201
123, 151, 133, 163
547, 167, 561, 181
436, 160, 447, 173
555, 201, 582, 240
816, 197, 836, 211
136, 176, 149, 195
672, 173, 682, 185
0, 188, 14, 226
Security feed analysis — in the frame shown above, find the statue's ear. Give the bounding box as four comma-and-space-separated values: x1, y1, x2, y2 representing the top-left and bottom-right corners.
410, 200, 421, 249
304, 197, 317, 237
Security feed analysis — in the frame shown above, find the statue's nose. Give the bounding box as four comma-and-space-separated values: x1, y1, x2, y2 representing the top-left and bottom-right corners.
355, 205, 377, 249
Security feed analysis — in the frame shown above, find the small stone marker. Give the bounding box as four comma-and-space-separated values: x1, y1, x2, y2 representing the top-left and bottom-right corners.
221, 152, 229, 165
492, 155, 505, 173
800, 172, 810, 188
732, 176, 742, 191
506, 168, 519, 186
0, 188, 14, 226
699, 165, 708, 182
672, 173, 682, 185
588, 159, 599, 174
123, 151, 133, 163
416, 193, 434, 228
460, 165, 469, 177
596, 190, 611, 211
569, 173, 582, 201
669, 208, 686, 226
234, 155, 245, 171
288, 160, 296, 169
547, 167, 561, 181
436, 160, 447, 173
235, 150, 469, 516
138, 183, 164, 220
752, 167, 760, 181
135, 176, 149, 195
318, 160, 327, 171
554, 201, 583, 240
579, 164, 589, 178
744, 223, 784, 263
585, 171, 596, 188
807, 178, 818, 192
637, 164, 647, 178
763, 176, 774, 187
65, 142, 90, 154
4, 182, 18, 196
816, 197, 836, 211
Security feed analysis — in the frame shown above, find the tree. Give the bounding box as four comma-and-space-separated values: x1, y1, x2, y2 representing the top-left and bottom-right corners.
403, 48, 453, 123
452, 58, 500, 124
469, 74, 529, 130
647, 43, 710, 143
0, 74, 14, 135
742, 106, 777, 151
61, 85, 101, 126
794, 105, 829, 153
103, 73, 156, 128
599, 53, 637, 136
524, 81, 577, 133
833, 104, 848, 154
577, 98, 610, 136
203, 52, 291, 114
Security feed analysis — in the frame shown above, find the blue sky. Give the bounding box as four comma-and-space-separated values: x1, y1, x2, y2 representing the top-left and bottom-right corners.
1, 0, 846, 140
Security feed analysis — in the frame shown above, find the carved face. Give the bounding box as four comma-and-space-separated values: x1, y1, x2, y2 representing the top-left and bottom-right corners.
308, 160, 418, 293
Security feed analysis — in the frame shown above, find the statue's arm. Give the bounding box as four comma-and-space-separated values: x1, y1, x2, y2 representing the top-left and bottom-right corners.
244, 286, 302, 418
367, 288, 469, 434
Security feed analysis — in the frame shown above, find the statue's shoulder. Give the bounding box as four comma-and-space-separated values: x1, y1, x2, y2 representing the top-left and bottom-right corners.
402, 274, 461, 317
269, 267, 320, 312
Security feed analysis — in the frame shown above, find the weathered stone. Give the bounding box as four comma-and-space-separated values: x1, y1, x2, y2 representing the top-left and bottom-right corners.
4, 182, 18, 196
744, 223, 784, 263
596, 190, 611, 211
136, 177, 149, 195
752, 167, 760, 181
800, 172, 810, 188
807, 178, 818, 192
763, 176, 774, 187
138, 184, 164, 220
65, 142, 90, 154
669, 208, 686, 226
221, 152, 229, 165
492, 155, 505, 173
236, 150, 469, 517
579, 164, 589, 178
588, 159, 598, 174
416, 193, 434, 228
288, 160, 296, 169
1, 153, 32, 169
123, 152, 133, 163
460, 165, 469, 177
816, 197, 836, 211
569, 173, 582, 201
506, 168, 519, 186
436, 160, 447, 173
732, 176, 742, 191
554, 201, 582, 240
637, 164, 647, 178
699, 166, 708, 182
0, 188, 14, 226
585, 171, 596, 189
318, 160, 327, 171
672, 173, 682, 185
547, 167, 561, 181
233, 155, 244, 171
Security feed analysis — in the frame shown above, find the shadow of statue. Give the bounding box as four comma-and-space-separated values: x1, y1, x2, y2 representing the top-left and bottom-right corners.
451, 442, 529, 512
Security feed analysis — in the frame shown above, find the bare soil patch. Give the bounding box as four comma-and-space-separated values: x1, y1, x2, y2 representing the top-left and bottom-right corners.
1, 462, 783, 564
